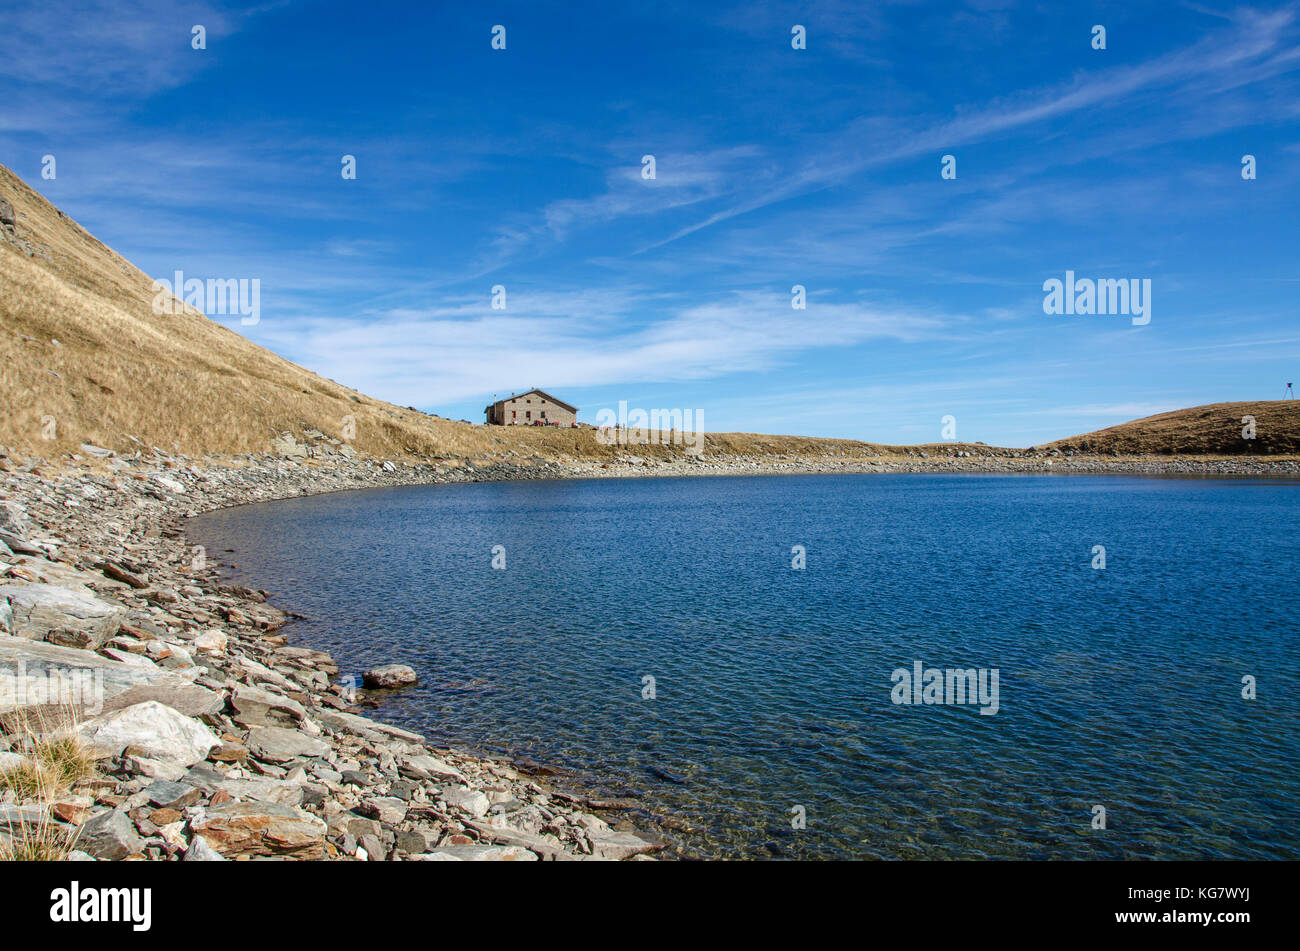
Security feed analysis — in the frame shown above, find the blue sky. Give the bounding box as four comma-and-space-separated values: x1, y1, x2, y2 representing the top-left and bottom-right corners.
3, 0, 1298, 445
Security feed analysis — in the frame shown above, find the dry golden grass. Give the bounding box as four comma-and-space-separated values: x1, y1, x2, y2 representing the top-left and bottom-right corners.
0, 707, 93, 862
1045, 401, 1300, 456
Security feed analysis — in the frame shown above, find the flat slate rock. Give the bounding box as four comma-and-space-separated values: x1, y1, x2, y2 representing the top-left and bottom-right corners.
0, 634, 197, 717
229, 683, 305, 727
314, 708, 424, 743
0, 583, 127, 649
74, 808, 144, 860
190, 801, 326, 859
101, 682, 224, 719
245, 726, 331, 763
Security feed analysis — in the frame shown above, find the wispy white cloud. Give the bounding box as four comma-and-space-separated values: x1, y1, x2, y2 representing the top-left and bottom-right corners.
245, 289, 961, 406
0, 0, 240, 98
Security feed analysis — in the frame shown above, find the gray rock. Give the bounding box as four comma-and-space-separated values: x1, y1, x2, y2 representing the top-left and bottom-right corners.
214, 776, 305, 807
585, 827, 662, 861
400, 753, 466, 783
144, 779, 204, 810
362, 664, 417, 689
314, 708, 424, 743
358, 832, 386, 860
0, 635, 198, 717
440, 786, 491, 819
466, 820, 567, 859
386, 778, 420, 801
0, 803, 51, 835
0, 501, 31, 550
358, 796, 407, 824
0, 583, 127, 649
245, 726, 330, 763
327, 813, 381, 841
393, 827, 433, 854
76, 700, 220, 768
74, 809, 144, 860
229, 683, 305, 727
101, 683, 224, 719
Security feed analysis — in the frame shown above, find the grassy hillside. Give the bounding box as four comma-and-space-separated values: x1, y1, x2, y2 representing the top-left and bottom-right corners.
2, 161, 1295, 463
1045, 401, 1300, 456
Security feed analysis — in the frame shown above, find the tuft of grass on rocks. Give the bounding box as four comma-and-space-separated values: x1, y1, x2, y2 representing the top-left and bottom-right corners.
30, 733, 96, 791
0, 814, 75, 862
0, 754, 77, 862
0, 707, 95, 860
0, 756, 48, 800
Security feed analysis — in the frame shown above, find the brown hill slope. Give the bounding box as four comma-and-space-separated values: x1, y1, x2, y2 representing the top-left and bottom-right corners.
1045, 402, 1300, 456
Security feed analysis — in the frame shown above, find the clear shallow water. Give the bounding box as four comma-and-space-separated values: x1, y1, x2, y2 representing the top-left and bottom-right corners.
192, 474, 1300, 859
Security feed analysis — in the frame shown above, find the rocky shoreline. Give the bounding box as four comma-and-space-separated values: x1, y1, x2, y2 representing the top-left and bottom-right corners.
0, 444, 672, 861
2, 438, 1297, 862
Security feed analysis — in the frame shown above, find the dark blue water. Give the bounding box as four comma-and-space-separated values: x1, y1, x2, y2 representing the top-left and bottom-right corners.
191, 474, 1300, 859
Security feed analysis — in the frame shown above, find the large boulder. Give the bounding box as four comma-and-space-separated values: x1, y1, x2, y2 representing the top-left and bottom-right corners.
0, 197, 13, 228
362, 664, 417, 689
75, 701, 219, 772
190, 802, 326, 859
0, 584, 126, 649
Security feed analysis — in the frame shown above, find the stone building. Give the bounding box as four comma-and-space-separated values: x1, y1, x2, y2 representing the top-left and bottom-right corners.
484, 389, 578, 426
